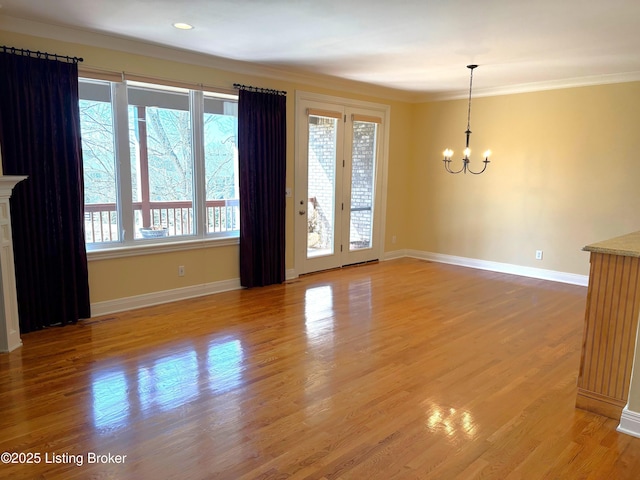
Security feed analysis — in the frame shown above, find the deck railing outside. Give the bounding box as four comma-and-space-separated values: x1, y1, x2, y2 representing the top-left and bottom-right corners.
84, 199, 239, 244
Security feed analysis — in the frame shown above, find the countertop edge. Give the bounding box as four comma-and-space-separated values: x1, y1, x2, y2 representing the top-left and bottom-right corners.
583, 231, 640, 258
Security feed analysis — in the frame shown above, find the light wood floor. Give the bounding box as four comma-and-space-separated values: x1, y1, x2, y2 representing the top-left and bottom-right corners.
2, 258, 640, 479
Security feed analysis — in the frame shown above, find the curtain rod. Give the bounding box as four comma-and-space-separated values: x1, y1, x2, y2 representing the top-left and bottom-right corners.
233, 83, 286, 96
0, 45, 83, 64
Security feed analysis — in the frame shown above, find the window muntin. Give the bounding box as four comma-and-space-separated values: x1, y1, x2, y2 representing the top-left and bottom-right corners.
79, 78, 239, 250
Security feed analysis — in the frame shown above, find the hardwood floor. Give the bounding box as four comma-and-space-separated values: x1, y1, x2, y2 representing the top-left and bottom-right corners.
2, 258, 640, 479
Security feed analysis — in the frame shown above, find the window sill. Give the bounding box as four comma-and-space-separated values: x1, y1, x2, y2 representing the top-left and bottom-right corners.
87, 235, 239, 261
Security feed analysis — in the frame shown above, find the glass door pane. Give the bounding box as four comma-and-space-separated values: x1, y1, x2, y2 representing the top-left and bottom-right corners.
349, 120, 377, 251
307, 115, 338, 258
296, 94, 386, 274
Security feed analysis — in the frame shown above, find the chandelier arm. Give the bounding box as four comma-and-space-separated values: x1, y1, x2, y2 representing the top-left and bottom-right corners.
443, 158, 467, 174
466, 158, 490, 175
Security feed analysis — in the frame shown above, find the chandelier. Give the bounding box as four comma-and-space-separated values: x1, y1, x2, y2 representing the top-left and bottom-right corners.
442, 65, 491, 175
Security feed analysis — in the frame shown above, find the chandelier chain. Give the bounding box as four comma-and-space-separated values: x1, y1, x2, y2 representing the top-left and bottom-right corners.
466, 66, 474, 134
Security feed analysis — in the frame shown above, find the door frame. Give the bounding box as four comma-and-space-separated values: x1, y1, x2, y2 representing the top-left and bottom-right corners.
294, 91, 390, 276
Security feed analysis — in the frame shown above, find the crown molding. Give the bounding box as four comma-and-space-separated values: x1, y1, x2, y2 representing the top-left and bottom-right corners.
419, 71, 640, 102
3, 14, 639, 104
0, 14, 415, 103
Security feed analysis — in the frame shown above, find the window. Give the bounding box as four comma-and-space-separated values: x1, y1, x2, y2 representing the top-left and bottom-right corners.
128, 84, 194, 238
203, 93, 239, 234
79, 78, 239, 250
80, 80, 119, 243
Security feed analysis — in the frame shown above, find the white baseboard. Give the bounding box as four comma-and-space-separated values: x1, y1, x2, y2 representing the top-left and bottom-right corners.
91, 253, 586, 317
91, 278, 242, 317
384, 249, 588, 286
382, 249, 407, 261
91, 268, 298, 317
286, 268, 298, 280
618, 406, 640, 438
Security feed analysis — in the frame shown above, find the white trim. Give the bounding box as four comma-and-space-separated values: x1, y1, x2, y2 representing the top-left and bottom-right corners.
87, 236, 239, 261
618, 406, 640, 438
286, 269, 298, 281
91, 249, 585, 318
382, 249, 408, 261
0, 176, 28, 352
620, 317, 640, 438
91, 277, 242, 317
91, 268, 298, 316
294, 91, 391, 276
424, 71, 640, 102
382, 249, 588, 286
10, 14, 638, 105
0, 15, 412, 103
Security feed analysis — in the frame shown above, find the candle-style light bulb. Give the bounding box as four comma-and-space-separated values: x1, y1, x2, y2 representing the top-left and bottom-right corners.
484, 150, 491, 158
464, 148, 470, 158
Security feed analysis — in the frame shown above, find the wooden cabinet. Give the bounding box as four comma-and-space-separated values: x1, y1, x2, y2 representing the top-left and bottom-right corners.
577, 233, 640, 419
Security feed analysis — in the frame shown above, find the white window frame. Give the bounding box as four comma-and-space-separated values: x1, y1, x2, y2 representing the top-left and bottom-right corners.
79, 77, 240, 260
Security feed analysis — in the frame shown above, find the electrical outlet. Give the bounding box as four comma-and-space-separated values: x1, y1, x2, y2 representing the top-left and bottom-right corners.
178, 265, 185, 276
392, 235, 397, 244
535, 250, 543, 260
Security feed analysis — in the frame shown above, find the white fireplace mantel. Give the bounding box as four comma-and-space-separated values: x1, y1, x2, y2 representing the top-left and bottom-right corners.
0, 175, 27, 352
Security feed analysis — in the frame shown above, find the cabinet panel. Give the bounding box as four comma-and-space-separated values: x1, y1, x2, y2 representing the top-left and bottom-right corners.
576, 252, 640, 418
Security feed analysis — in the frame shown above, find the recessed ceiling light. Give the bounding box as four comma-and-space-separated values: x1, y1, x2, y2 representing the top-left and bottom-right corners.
173, 22, 194, 30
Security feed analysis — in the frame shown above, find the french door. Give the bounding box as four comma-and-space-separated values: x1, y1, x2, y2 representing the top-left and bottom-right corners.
295, 93, 388, 275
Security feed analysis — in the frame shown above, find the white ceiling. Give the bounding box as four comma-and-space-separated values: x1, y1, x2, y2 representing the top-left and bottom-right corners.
1, 0, 640, 100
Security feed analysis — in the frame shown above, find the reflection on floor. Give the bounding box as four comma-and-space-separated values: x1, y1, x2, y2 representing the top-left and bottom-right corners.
1, 258, 639, 479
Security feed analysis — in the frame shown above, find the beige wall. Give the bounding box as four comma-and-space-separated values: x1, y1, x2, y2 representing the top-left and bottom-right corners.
2, 29, 640, 305
4, 21, 640, 417
0, 29, 413, 303
412, 83, 640, 275
384, 101, 413, 251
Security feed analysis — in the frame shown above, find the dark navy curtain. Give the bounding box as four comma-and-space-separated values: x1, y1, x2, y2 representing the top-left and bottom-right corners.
0, 51, 90, 332
238, 89, 286, 288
